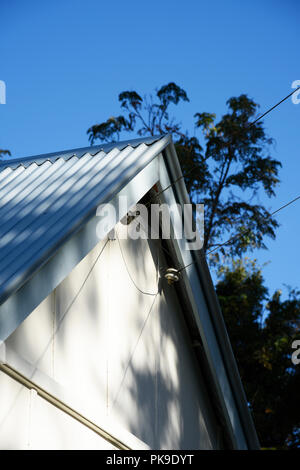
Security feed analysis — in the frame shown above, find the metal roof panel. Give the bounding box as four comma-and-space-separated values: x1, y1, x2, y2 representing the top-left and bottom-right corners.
0, 135, 170, 304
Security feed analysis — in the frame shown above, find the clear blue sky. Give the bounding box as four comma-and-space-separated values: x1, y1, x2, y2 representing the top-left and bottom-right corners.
1, 0, 299, 298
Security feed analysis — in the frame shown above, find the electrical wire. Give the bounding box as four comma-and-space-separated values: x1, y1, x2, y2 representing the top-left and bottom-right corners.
147, 87, 300, 205
115, 228, 159, 296
111, 228, 160, 408
247, 87, 300, 128
178, 193, 300, 273
43, 88, 300, 384
67, 88, 299, 287
142, 87, 300, 273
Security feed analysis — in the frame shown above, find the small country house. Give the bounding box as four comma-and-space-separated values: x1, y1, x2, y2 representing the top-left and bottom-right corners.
0, 135, 259, 449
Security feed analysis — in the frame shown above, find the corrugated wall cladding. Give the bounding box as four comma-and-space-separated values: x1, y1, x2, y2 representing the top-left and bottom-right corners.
0, 135, 170, 304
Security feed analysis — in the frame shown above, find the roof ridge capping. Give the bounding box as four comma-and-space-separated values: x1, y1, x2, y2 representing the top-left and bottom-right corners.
0, 135, 169, 170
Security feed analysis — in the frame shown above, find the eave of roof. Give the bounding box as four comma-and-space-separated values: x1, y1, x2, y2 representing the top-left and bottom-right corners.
162, 140, 260, 450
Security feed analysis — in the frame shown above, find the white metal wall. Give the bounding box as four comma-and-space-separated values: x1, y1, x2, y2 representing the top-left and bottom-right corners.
0, 371, 116, 450
2, 222, 220, 449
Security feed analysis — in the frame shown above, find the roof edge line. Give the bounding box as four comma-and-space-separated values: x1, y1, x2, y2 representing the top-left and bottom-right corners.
0, 135, 168, 170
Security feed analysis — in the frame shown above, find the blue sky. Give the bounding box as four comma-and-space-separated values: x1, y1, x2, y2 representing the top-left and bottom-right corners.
1, 0, 299, 297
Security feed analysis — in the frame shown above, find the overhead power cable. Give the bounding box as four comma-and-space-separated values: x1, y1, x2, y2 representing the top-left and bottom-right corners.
247, 87, 300, 128
178, 193, 300, 273
149, 87, 300, 205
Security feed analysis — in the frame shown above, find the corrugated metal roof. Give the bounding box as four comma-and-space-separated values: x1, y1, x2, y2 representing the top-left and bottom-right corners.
0, 134, 171, 304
